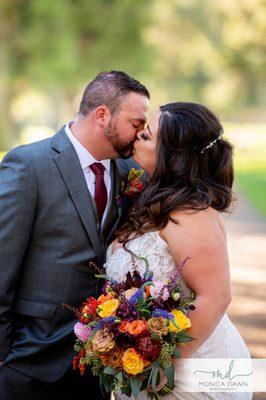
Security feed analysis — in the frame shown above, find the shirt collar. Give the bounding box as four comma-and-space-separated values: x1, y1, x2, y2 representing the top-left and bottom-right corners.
65, 121, 111, 173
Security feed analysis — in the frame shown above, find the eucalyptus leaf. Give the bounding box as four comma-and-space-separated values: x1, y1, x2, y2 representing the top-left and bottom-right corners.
104, 366, 118, 375
151, 333, 161, 341
122, 383, 132, 397
172, 347, 180, 358
147, 360, 158, 388
116, 371, 123, 383
177, 330, 194, 342
164, 364, 174, 388
100, 373, 111, 394
130, 377, 143, 399
151, 361, 159, 390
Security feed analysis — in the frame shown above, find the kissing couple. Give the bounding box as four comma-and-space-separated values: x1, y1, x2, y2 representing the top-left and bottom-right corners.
0, 71, 251, 400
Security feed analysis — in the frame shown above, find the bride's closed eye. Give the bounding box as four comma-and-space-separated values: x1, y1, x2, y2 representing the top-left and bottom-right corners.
140, 132, 150, 141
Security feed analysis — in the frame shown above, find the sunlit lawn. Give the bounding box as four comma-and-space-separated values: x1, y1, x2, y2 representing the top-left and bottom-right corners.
1, 124, 266, 217
225, 124, 266, 218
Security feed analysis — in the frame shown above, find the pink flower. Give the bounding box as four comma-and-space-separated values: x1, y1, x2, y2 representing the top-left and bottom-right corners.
150, 281, 164, 299
162, 287, 170, 301
74, 322, 92, 342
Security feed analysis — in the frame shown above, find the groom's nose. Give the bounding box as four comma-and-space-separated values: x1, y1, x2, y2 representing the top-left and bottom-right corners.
136, 130, 144, 140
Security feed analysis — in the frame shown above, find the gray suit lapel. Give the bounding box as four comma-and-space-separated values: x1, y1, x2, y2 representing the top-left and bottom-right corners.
52, 128, 102, 263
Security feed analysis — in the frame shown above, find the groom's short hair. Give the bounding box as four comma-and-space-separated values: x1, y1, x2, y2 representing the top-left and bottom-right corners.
79, 71, 150, 116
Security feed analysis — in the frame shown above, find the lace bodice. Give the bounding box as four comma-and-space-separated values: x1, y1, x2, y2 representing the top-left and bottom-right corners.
104, 230, 192, 298
105, 231, 252, 400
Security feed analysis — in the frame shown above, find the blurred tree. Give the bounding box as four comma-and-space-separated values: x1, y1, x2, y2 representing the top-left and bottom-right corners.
144, 0, 266, 117
0, 0, 152, 149
0, 0, 265, 149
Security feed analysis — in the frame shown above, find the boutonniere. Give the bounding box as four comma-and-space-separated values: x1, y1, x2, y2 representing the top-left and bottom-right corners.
116, 168, 144, 207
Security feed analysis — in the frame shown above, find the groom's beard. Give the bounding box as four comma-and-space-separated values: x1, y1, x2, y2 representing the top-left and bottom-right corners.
104, 121, 135, 159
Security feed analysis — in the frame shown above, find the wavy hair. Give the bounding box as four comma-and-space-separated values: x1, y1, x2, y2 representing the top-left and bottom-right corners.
117, 102, 234, 242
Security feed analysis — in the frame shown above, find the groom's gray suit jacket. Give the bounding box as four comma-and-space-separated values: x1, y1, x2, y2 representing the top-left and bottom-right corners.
0, 127, 135, 382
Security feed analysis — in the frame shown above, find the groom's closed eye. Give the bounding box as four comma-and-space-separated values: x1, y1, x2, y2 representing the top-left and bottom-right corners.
131, 119, 146, 130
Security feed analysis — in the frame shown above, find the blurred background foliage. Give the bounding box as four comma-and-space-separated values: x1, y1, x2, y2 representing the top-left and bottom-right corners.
0, 0, 265, 215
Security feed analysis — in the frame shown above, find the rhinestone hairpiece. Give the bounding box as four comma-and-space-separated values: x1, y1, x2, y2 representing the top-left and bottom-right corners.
200, 136, 223, 154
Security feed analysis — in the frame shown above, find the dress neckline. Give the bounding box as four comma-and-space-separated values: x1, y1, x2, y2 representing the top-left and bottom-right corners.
109, 230, 168, 258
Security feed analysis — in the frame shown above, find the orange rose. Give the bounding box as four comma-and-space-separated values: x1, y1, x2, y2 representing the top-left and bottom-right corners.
145, 285, 151, 297
97, 292, 115, 305
118, 320, 130, 333
127, 320, 147, 336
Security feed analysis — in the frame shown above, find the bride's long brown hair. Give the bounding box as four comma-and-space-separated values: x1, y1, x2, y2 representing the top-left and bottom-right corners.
116, 102, 234, 243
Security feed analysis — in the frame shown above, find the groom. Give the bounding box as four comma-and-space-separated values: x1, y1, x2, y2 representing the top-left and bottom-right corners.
0, 71, 149, 399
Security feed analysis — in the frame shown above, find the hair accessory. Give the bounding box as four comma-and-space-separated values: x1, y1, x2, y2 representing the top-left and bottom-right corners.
200, 136, 223, 154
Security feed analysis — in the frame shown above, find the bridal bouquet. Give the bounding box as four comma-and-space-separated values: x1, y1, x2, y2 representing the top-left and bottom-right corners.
70, 257, 195, 399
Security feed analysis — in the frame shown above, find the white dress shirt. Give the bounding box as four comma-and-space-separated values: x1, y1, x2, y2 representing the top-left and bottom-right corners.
65, 121, 111, 226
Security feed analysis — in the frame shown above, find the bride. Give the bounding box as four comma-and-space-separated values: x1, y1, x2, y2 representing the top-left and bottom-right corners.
104, 102, 251, 399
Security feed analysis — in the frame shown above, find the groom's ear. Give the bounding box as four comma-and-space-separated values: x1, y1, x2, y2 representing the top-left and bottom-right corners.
95, 105, 111, 129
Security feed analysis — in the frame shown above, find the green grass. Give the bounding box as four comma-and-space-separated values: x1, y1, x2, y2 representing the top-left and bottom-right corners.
225, 123, 266, 218
236, 165, 266, 216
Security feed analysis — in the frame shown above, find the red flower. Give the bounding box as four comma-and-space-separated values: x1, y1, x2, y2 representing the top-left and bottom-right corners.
79, 296, 99, 323
73, 349, 86, 371
124, 178, 143, 197
136, 333, 162, 362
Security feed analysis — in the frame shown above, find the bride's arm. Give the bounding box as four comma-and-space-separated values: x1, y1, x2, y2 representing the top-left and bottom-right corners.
161, 209, 232, 358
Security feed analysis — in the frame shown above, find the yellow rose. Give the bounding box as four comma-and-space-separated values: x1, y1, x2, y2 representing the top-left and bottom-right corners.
97, 299, 119, 318
122, 348, 144, 375
169, 310, 191, 333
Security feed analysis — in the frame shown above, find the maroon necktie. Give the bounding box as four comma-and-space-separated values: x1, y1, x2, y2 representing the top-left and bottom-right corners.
90, 162, 107, 223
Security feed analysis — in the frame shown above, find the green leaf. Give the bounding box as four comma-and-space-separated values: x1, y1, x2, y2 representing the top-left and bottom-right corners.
130, 377, 143, 399
100, 373, 111, 394
177, 330, 195, 342
95, 274, 107, 279
151, 333, 161, 341
147, 362, 155, 388
116, 371, 123, 383
164, 364, 174, 388
122, 383, 132, 397
172, 347, 180, 358
104, 366, 118, 375
152, 369, 159, 390
142, 281, 153, 287
151, 361, 159, 390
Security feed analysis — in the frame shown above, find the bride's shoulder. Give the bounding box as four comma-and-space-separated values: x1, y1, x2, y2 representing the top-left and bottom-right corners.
163, 207, 226, 241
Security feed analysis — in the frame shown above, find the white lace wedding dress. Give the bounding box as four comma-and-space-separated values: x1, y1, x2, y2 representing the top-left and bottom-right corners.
104, 231, 252, 400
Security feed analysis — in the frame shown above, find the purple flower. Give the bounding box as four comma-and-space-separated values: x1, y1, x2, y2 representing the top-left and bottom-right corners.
74, 322, 92, 342
94, 316, 117, 330
152, 308, 174, 320
129, 288, 144, 305
117, 299, 140, 320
